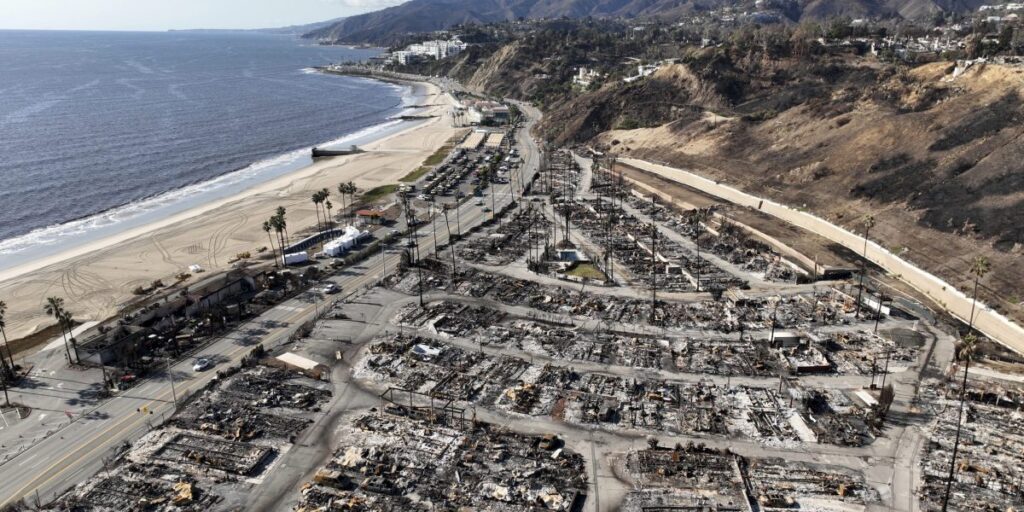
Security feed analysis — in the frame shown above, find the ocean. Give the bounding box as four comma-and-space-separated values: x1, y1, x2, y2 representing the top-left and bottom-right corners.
0, 30, 409, 270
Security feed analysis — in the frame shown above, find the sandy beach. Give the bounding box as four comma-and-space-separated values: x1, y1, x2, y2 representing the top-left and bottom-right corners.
0, 79, 457, 343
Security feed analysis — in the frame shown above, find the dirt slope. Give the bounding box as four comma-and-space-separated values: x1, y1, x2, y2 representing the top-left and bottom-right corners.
592, 61, 1024, 323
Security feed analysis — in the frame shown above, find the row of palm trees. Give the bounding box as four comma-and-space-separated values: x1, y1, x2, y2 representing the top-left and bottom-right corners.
0, 301, 17, 405
854, 215, 992, 510
311, 188, 333, 234
337, 181, 358, 220
261, 182, 363, 267
44, 297, 80, 366
262, 207, 289, 267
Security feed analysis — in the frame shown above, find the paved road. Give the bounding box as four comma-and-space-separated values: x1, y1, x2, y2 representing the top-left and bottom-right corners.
0, 102, 544, 507
619, 157, 1024, 356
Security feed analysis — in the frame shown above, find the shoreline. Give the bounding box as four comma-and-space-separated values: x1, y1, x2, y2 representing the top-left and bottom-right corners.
0, 77, 456, 341
0, 79, 420, 274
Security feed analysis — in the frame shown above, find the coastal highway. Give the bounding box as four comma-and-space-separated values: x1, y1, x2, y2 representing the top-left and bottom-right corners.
0, 103, 543, 507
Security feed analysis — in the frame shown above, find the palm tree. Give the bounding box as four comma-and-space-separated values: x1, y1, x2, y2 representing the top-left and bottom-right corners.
61, 310, 80, 363
344, 182, 358, 219
275, 207, 289, 246
262, 221, 279, 267
965, 256, 991, 333
0, 300, 15, 370
0, 300, 14, 403
311, 192, 324, 234
941, 332, 979, 511
337, 183, 348, 222
271, 216, 286, 256
855, 215, 875, 319
325, 199, 334, 233
43, 297, 73, 365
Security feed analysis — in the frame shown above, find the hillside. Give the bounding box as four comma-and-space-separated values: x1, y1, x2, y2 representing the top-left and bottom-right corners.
403, 22, 1023, 324
584, 59, 1024, 324
303, 0, 982, 44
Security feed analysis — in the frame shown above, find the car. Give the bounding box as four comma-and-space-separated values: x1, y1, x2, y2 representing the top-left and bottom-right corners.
475, 200, 485, 206
193, 358, 213, 372
322, 283, 341, 294
406, 239, 418, 248
483, 207, 492, 213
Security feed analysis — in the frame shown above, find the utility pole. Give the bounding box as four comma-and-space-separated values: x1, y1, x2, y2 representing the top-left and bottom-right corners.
769, 297, 780, 345
380, 242, 387, 284
167, 358, 178, 409
874, 296, 886, 334
490, 173, 497, 222
564, 207, 571, 244
443, 205, 457, 283
880, 348, 891, 389
455, 199, 462, 239
417, 262, 425, 307
855, 216, 875, 319
650, 223, 658, 324
694, 211, 705, 292
430, 199, 439, 257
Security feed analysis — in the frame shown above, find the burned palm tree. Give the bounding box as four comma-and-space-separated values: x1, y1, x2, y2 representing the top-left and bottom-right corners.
941, 332, 979, 511
965, 256, 990, 333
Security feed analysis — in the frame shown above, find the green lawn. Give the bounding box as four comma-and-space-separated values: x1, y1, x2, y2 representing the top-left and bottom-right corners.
399, 166, 432, 183
400, 138, 459, 182
566, 262, 606, 281
360, 184, 398, 204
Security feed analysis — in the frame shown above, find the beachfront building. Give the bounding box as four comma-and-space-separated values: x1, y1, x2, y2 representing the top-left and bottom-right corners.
460, 99, 510, 125
391, 51, 420, 65
390, 38, 467, 64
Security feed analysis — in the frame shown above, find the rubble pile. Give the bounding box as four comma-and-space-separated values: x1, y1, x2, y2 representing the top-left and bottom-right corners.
294, 413, 588, 511
535, 150, 581, 199
919, 380, 1024, 510
385, 262, 857, 331
58, 468, 219, 511
53, 364, 332, 510
624, 195, 797, 283
458, 206, 550, 265
620, 445, 879, 511
355, 333, 874, 446
564, 198, 747, 291
171, 366, 331, 442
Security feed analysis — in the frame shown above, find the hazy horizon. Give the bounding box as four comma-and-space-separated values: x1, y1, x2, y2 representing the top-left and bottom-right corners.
0, 0, 408, 32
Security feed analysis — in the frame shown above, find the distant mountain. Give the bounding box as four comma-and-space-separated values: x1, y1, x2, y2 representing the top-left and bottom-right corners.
174, 17, 347, 36
302, 0, 983, 44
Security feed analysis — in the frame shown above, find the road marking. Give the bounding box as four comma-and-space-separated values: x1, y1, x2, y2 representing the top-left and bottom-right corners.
3, 301, 320, 505
1, 170, 519, 504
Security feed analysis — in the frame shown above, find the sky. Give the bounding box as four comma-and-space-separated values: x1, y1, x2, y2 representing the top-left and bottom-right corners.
0, 0, 408, 31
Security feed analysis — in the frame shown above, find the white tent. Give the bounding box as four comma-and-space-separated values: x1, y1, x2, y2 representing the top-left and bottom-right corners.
323, 226, 366, 257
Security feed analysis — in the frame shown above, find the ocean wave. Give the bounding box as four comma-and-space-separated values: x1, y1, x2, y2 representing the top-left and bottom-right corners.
0, 118, 409, 259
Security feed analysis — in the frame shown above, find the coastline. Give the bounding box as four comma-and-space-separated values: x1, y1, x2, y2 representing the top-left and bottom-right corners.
0, 77, 456, 342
